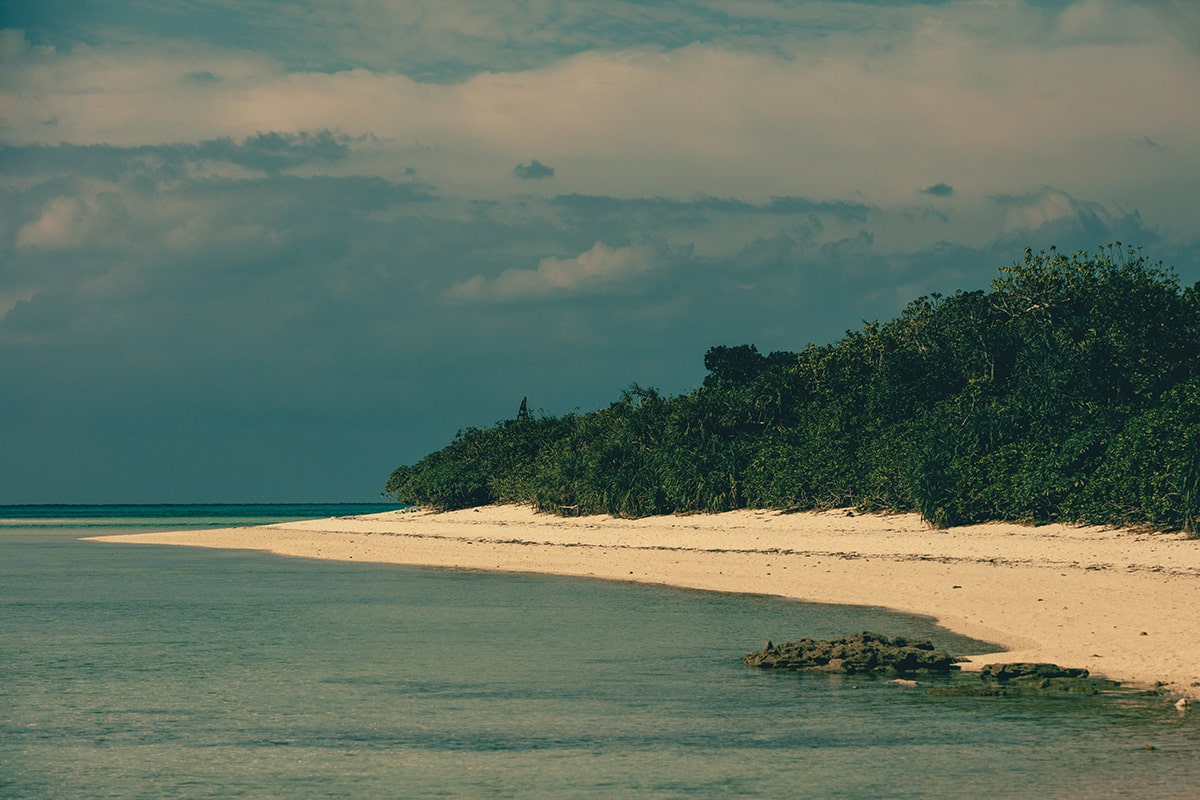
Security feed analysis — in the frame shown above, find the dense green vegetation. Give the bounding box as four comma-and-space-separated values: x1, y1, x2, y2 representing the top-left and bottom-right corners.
386, 246, 1200, 533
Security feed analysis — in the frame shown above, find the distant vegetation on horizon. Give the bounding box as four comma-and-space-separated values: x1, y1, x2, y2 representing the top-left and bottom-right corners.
386, 245, 1200, 534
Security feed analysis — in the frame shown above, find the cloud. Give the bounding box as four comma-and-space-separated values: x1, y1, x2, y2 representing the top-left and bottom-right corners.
920, 183, 954, 197
16, 1, 901, 81
991, 186, 1154, 248
1133, 0, 1200, 55
992, 187, 1102, 235
0, 27, 52, 61
3, 3, 1196, 215
2, 142, 437, 349
16, 196, 87, 250
552, 194, 871, 225
183, 70, 222, 85
514, 159, 554, 179
0, 287, 35, 321
212, 130, 353, 172
0, 132, 358, 185
446, 241, 665, 302
1131, 135, 1167, 151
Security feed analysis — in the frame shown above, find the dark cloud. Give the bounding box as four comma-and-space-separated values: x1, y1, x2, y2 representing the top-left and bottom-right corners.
219, 131, 353, 172
514, 159, 555, 179
0, 132, 356, 181
920, 182, 954, 197
1131, 136, 1167, 151
731, 233, 805, 271
0, 1, 724, 80
183, 70, 221, 85
0, 0, 945, 81
553, 193, 871, 227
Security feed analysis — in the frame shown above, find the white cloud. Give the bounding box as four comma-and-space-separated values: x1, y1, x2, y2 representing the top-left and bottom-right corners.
0, 28, 52, 61
16, 196, 87, 250
995, 188, 1088, 235
0, 286, 35, 321
446, 241, 663, 302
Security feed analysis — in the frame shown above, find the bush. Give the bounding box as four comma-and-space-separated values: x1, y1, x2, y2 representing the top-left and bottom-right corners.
385, 245, 1200, 530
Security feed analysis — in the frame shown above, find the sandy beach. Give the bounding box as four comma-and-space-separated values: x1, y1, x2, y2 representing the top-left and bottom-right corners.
91, 505, 1200, 700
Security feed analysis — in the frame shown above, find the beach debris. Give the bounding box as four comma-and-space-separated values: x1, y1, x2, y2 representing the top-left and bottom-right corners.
742, 632, 962, 675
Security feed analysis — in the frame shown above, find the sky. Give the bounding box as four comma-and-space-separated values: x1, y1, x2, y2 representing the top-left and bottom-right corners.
2, 0, 1199, 503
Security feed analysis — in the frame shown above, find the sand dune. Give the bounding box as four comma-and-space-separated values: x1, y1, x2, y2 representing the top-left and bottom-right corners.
91, 504, 1200, 700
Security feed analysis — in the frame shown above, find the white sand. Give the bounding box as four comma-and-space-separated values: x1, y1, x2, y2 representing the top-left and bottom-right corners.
90, 504, 1200, 699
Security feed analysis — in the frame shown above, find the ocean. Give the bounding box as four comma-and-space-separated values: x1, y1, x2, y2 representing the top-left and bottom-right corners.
2, 504, 1197, 798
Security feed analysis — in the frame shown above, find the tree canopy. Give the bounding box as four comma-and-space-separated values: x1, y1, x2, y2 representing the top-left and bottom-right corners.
385, 245, 1200, 533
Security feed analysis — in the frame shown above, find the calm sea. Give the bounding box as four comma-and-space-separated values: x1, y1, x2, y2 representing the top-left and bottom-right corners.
2, 505, 1198, 799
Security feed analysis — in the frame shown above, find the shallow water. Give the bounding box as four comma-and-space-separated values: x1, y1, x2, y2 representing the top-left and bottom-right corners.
2, 506, 1197, 798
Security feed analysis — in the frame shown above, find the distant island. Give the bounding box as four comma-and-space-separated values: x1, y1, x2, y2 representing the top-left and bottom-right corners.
386, 245, 1199, 534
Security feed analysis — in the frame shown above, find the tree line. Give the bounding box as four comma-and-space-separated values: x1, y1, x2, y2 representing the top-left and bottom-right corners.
385, 245, 1200, 533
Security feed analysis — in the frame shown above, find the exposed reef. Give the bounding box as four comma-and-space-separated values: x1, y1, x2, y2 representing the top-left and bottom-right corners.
926, 662, 1125, 697
741, 632, 962, 675
743, 635, 1131, 697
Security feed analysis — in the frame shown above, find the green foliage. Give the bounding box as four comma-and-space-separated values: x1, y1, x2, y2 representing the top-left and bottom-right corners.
385, 414, 571, 511
385, 245, 1200, 532
1081, 379, 1200, 533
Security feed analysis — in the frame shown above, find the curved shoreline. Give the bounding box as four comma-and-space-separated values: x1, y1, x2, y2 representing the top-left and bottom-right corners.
89, 504, 1200, 700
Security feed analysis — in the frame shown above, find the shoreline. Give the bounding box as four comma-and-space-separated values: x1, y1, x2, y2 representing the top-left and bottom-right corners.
89, 504, 1200, 700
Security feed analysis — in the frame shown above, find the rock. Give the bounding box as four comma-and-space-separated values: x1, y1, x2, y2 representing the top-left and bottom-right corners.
742, 632, 962, 676
745, 639, 1134, 699
925, 661, 1122, 697
979, 663, 1090, 682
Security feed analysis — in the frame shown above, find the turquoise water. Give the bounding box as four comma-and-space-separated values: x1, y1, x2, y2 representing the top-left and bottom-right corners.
2, 506, 1198, 798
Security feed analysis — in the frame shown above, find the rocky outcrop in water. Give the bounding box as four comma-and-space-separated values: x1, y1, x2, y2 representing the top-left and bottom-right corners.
741, 632, 963, 675
926, 662, 1123, 697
